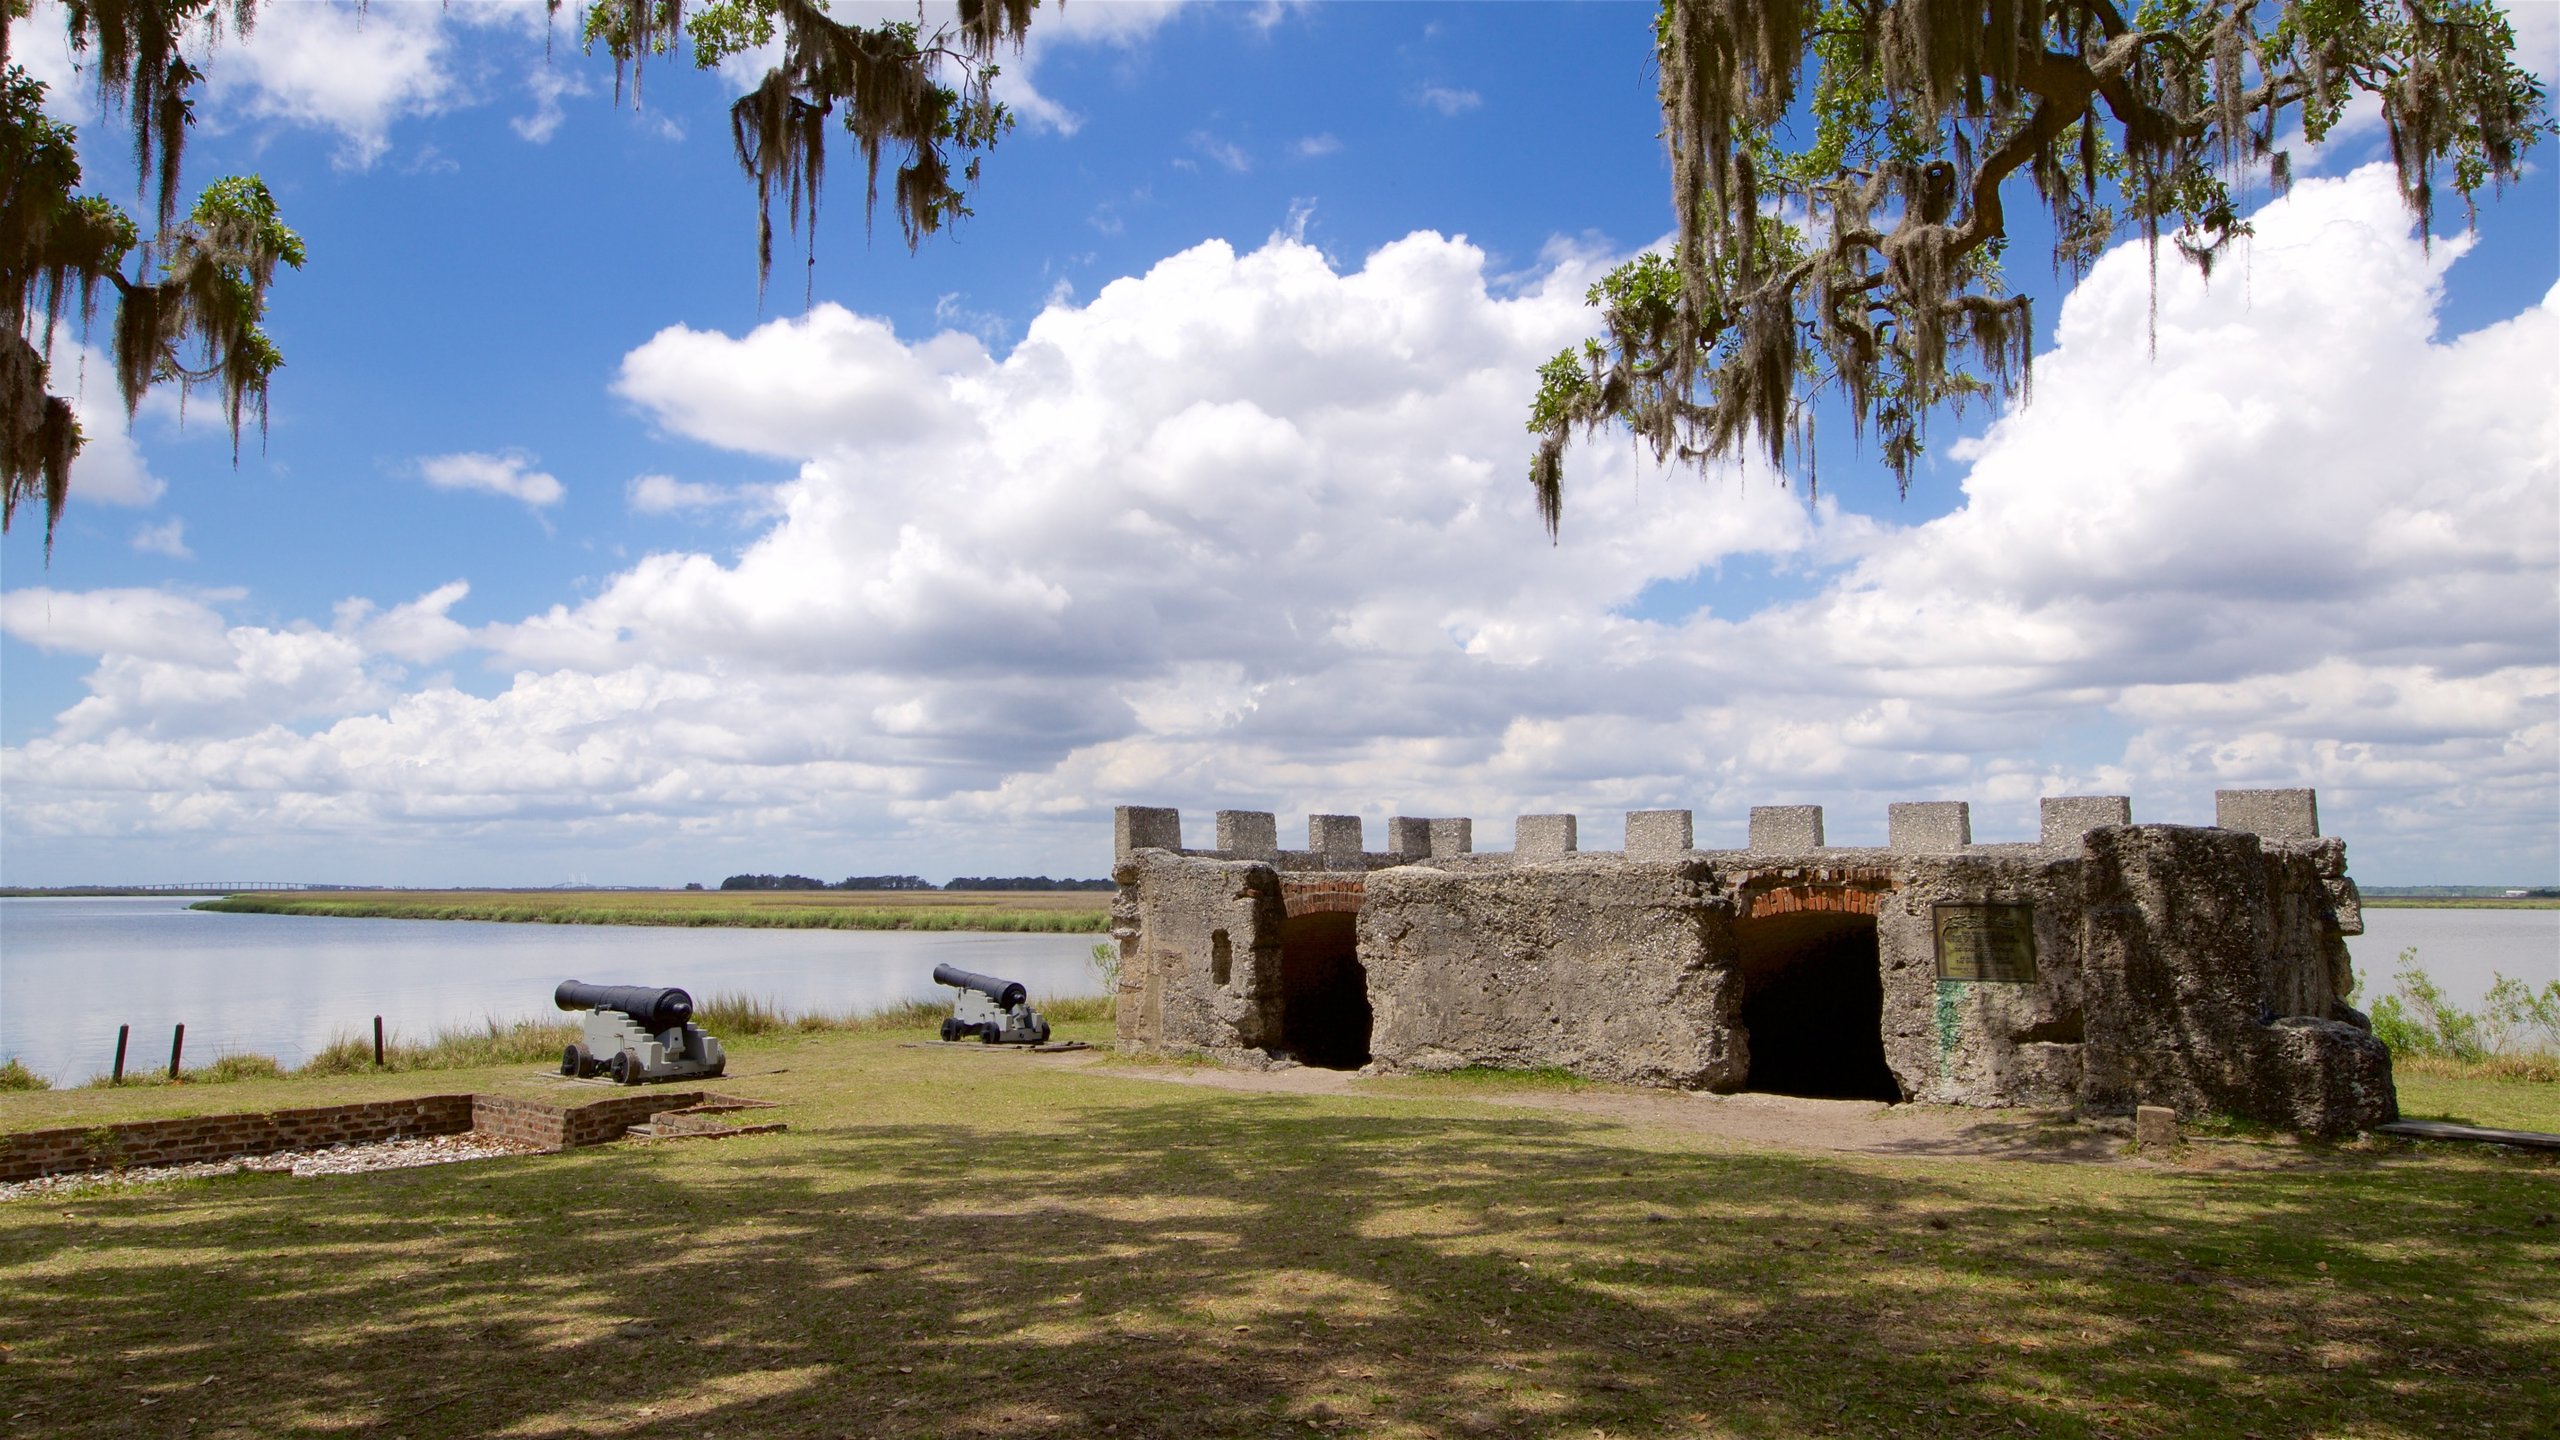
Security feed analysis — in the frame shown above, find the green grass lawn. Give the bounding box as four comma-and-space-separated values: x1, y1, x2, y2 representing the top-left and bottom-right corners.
2392, 1068, 2560, 1133
3, 1027, 2553, 1440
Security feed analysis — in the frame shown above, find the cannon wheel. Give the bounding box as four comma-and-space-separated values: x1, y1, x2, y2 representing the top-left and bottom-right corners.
938, 1017, 961, 1043
613, 1049, 646, 1086
561, 1043, 591, 1078
980, 1022, 1003, 1044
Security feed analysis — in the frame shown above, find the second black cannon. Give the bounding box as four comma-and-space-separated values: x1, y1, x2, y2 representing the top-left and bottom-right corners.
932, 964, 1050, 1045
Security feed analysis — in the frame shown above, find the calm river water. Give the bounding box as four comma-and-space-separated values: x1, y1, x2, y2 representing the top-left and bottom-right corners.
0, 897, 1109, 1085
2343, 906, 2557, 1010
1, 898, 2550, 1086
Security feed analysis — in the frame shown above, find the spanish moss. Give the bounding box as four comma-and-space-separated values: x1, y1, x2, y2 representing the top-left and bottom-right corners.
4, 3, 295, 554
1527, 0, 2553, 538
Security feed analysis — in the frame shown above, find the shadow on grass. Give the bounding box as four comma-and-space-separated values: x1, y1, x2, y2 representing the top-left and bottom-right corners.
3, 1094, 2553, 1439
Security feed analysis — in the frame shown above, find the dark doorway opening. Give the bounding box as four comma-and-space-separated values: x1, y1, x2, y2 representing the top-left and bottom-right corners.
1735, 909, 1898, 1101
1278, 911, 1371, 1069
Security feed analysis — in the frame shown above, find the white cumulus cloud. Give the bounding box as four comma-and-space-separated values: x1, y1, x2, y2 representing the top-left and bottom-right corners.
336, 581, 474, 665
2, 166, 2552, 884
2498, 0, 2559, 84
6, 3, 89, 119
1, 587, 236, 664
989, 0, 1190, 135
628, 474, 726, 514
207, 1, 465, 169
513, 61, 589, 143
417, 451, 565, 509
130, 519, 191, 559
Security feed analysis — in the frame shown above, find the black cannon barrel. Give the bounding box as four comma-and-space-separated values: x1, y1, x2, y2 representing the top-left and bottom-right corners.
931, 964, 1027, 1010
555, 980, 694, 1032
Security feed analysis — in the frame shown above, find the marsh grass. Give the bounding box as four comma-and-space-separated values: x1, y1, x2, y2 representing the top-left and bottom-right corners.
193, 889, 1111, 933
0, 1059, 48, 1092
194, 1053, 287, 1083
691, 992, 797, 1036
692, 991, 1107, 1037
81, 1050, 301, 1090
304, 1017, 581, 1077
2, 1027, 2553, 1440
53, 991, 1110, 1090
2395, 1050, 2560, 1084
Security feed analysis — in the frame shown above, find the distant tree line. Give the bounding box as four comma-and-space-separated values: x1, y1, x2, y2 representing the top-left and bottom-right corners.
717, 874, 1108, 892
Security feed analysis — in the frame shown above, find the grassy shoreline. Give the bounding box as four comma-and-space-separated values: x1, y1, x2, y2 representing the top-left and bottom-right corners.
0, 992, 1116, 1105
190, 887, 1113, 932
2361, 895, 2560, 909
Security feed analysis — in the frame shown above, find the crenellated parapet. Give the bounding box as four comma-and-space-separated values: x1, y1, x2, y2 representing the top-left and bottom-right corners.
1114, 805, 1474, 871
1115, 788, 2328, 867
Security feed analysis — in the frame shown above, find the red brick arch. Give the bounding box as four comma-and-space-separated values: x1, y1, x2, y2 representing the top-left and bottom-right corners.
1281, 876, 1366, 916
1741, 869, 1896, 922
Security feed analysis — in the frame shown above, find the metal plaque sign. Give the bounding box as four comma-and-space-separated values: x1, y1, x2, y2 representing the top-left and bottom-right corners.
1932, 904, 2039, 983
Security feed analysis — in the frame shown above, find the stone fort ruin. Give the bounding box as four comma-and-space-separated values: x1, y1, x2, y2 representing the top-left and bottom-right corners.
1108, 790, 2396, 1136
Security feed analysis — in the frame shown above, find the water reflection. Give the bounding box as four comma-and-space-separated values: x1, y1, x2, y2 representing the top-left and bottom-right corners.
1, 897, 1108, 1084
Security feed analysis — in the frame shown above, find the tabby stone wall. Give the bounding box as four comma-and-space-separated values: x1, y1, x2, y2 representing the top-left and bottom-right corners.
1110, 790, 2393, 1136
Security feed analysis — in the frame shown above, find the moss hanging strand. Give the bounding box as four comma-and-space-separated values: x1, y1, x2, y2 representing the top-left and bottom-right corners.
1527, 0, 2553, 538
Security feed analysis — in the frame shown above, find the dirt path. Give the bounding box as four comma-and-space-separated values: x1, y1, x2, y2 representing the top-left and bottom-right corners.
1077, 1058, 2139, 1163
954, 1045, 2360, 1167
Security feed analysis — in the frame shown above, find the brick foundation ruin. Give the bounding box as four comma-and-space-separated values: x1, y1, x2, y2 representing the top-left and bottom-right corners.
1109, 789, 2395, 1137
0, 1090, 779, 1183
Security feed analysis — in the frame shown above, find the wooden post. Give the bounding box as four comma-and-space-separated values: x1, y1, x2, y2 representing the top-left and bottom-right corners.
373, 1015, 385, 1067
168, 1023, 185, 1081
111, 1024, 129, 1083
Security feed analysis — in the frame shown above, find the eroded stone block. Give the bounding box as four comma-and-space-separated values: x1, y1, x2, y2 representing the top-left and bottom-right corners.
1428, 817, 1474, 856
1216, 810, 1278, 859
1386, 817, 1433, 857
2216, 788, 2319, 840
2327, 877, 2364, 936
1749, 805, 1824, 851
1115, 806, 1181, 858
2135, 1105, 2179, 1153
1751, 799, 1832, 845
1308, 814, 1364, 861
1625, 810, 1693, 857
1515, 814, 1577, 856
1888, 801, 1971, 852
2041, 795, 2131, 849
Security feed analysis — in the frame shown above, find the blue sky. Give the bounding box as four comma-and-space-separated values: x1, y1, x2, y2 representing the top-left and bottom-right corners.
3, 0, 2555, 888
